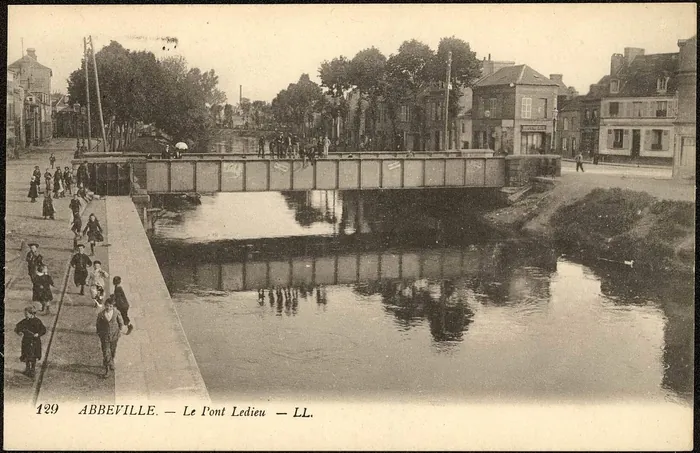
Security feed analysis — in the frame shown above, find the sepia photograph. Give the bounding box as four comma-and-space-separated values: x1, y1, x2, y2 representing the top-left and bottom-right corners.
4, 3, 695, 450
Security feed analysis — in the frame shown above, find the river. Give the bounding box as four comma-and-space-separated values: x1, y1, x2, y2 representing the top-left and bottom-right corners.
149, 190, 693, 404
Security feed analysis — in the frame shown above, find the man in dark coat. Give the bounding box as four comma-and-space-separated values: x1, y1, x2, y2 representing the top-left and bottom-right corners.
76, 162, 90, 189
69, 194, 82, 219
96, 296, 124, 378
15, 306, 47, 377
112, 276, 133, 335
70, 244, 92, 295
26, 243, 43, 284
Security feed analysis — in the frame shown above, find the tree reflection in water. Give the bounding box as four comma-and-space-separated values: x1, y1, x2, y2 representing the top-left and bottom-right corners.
256, 284, 327, 316
355, 279, 474, 344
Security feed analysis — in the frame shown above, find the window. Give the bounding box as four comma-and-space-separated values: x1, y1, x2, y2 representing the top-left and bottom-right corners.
572, 137, 577, 152
613, 129, 624, 148
461, 122, 465, 134
609, 102, 620, 117
585, 109, 591, 121
563, 118, 569, 130
400, 105, 410, 122
488, 98, 497, 116
632, 102, 644, 117
521, 97, 532, 119
592, 109, 598, 120
656, 101, 668, 117
651, 129, 663, 150
562, 137, 568, 152
572, 117, 577, 129
462, 141, 469, 149
610, 80, 620, 93
657, 77, 669, 92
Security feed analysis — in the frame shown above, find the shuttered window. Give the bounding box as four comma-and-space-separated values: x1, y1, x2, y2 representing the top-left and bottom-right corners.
521, 97, 532, 119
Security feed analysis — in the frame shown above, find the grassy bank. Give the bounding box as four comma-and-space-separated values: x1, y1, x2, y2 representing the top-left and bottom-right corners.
482, 184, 695, 275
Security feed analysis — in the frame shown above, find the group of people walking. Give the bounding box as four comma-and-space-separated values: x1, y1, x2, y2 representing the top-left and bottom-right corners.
16, 152, 133, 380
258, 133, 331, 162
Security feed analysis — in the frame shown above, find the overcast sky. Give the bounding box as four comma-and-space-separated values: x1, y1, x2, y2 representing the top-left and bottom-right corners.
8, 4, 697, 104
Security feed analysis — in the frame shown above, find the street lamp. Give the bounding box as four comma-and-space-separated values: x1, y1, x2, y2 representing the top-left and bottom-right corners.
74, 103, 81, 154
552, 108, 559, 154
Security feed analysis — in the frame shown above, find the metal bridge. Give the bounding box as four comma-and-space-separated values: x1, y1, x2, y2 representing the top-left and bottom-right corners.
75, 151, 560, 195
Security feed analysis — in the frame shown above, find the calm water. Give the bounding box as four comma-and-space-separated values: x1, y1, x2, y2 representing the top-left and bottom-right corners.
150, 191, 693, 404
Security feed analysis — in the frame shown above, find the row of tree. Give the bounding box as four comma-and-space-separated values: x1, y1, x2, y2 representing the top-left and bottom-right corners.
209, 99, 273, 129
270, 36, 482, 149
67, 41, 226, 152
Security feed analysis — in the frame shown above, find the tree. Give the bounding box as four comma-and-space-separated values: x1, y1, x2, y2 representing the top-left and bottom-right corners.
319, 56, 352, 141
272, 74, 323, 135
211, 104, 223, 126
223, 103, 234, 128
428, 37, 482, 149
348, 48, 387, 144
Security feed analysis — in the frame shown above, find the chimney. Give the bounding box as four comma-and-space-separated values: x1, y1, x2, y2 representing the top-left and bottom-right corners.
610, 53, 624, 76
488, 53, 491, 61
549, 74, 563, 85
26, 48, 37, 60
623, 47, 644, 65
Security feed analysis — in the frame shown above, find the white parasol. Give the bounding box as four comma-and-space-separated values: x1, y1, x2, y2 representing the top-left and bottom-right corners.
175, 142, 188, 150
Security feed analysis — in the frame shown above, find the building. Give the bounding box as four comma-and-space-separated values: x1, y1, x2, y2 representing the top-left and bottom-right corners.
6, 68, 25, 150
598, 47, 679, 165
672, 35, 696, 179
7, 48, 53, 145
472, 65, 559, 154
557, 96, 582, 158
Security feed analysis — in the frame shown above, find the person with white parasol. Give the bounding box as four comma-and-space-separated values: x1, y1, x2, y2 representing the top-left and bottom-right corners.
174, 141, 188, 159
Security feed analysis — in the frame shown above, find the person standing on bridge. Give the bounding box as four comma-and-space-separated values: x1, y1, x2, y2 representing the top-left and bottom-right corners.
70, 244, 92, 295
76, 161, 90, 190
258, 136, 266, 158
83, 213, 104, 256
15, 306, 46, 378
575, 151, 585, 172
323, 135, 330, 157
96, 295, 124, 379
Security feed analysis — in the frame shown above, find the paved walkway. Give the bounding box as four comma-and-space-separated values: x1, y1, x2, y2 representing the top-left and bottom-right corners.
106, 196, 209, 402
4, 139, 209, 404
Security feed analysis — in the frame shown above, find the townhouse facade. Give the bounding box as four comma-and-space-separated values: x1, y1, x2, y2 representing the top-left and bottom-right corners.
598, 47, 679, 165
557, 96, 581, 158
7, 48, 53, 146
672, 35, 696, 179
472, 65, 559, 155
6, 68, 25, 150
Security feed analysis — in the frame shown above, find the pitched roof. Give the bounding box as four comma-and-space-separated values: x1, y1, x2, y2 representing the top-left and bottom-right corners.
475, 64, 558, 87
7, 55, 52, 73
612, 53, 678, 97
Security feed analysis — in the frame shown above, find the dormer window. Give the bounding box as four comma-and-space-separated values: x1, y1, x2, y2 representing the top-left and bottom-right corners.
610, 80, 620, 94
656, 76, 669, 93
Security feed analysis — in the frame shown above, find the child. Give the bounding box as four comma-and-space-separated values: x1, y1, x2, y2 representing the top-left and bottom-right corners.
112, 276, 134, 335
49, 152, 56, 169
87, 260, 109, 308
15, 306, 47, 378
42, 192, 56, 220
70, 213, 83, 251
82, 213, 104, 256
63, 166, 73, 195
32, 265, 55, 314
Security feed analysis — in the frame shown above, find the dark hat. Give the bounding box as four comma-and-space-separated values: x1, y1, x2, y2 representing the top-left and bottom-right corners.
104, 295, 115, 305
28, 242, 39, 247
77, 243, 85, 248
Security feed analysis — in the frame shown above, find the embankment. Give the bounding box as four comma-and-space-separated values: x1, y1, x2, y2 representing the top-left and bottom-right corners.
482, 181, 695, 275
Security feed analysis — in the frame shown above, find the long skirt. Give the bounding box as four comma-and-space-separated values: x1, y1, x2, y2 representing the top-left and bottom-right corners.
74, 268, 88, 286
28, 182, 38, 199
42, 199, 55, 217
21, 336, 42, 361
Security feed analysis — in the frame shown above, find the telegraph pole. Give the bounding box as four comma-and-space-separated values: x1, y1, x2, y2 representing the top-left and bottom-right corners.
89, 36, 108, 152
83, 37, 92, 153
443, 51, 452, 151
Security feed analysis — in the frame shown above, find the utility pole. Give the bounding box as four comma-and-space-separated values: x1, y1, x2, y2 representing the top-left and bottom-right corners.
89, 36, 108, 152
444, 51, 452, 151
83, 37, 92, 153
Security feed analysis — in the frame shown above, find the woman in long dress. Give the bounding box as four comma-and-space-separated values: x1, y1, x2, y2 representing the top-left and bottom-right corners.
28, 174, 39, 202
32, 265, 54, 314
15, 306, 47, 377
42, 192, 55, 220
82, 213, 104, 256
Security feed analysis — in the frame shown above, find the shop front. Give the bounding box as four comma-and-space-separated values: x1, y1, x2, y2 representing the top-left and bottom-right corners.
520, 124, 549, 154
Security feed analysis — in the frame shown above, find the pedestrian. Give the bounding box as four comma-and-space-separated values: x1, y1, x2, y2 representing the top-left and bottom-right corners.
95, 295, 124, 378
76, 161, 89, 189
44, 168, 53, 195
42, 192, 56, 220
95, 296, 124, 378
258, 136, 265, 157
291, 135, 299, 158
112, 276, 134, 335
15, 306, 47, 378
82, 213, 104, 256
49, 152, 56, 169
69, 193, 82, 219
575, 151, 585, 172
26, 243, 44, 284
70, 244, 92, 295
323, 135, 330, 157
53, 167, 64, 198
87, 260, 109, 308
63, 166, 73, 195
70, 212, 83, 251
28, 173, 39, 202
32, 265, 54, 314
